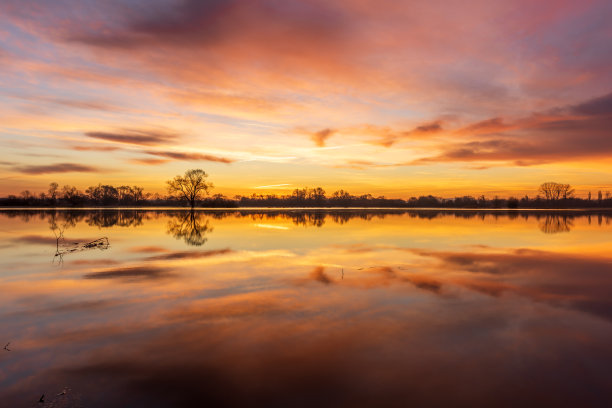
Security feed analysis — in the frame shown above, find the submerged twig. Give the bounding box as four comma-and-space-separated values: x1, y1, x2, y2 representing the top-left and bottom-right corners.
53, 237, 110, 265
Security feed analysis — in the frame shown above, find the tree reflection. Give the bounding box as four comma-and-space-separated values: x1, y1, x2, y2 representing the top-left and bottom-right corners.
2, 209, 611, 234
166, 211, 213, 246
539, 215, 573, 234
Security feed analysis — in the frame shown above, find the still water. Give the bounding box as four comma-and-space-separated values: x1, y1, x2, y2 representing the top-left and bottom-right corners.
0, 209, 611, 407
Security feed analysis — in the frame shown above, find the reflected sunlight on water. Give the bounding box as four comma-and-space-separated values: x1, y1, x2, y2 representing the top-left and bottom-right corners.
1, 209, 611, 407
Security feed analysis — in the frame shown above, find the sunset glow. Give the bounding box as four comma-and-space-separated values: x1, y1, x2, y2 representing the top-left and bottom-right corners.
1, 0, 611, 197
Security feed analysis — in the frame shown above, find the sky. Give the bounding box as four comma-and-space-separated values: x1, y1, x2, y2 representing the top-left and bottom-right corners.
0, 0, 611, 198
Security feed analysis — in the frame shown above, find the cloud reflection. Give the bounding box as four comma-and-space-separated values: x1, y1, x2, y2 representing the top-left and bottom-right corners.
83, 265, 177, 281
1, 210, 612, 407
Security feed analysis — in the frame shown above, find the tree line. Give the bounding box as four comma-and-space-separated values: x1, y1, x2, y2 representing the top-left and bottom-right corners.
1, 171, 611, 209
235, 184, 612, 208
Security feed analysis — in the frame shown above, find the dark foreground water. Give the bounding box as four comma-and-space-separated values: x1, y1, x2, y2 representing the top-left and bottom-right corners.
0, 209, 611, 407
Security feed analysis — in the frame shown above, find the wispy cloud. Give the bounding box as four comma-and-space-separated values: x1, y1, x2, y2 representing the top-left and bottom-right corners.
85, 130, 178, 146
129, 158, 170, 165
254, 183, 292, 189
14, 162, 99, 175
72, 145, 120, 152
144, 151, 234, 163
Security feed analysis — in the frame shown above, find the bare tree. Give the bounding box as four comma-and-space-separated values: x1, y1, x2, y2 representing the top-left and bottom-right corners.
561, 184, 575, 199
167, 169, 213, 209
48, 182, 59, 204
538, 182, 574, 200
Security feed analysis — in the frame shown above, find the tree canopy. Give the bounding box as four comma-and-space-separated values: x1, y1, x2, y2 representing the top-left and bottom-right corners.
167, 169, 213, 208
538, 182, 575, 200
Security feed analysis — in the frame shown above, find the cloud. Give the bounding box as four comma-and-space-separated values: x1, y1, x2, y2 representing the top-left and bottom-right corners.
167, 90, 291, 117
310, 128, 336, 147
72, 145, 120, 152
37, 97, 117, 112
1, 0, 612, 187
14, 162, 98, 175
254, 184, 292, 189
411, 121, 443, 135
129, 158, 171, 165
85, 130, 178, 146
569, 92, 612, 116
410, 92, 612, 166
343, 121, 444, 147
65, 0, 345, 52
144, 151, 234, 163
455, 118, 513, 136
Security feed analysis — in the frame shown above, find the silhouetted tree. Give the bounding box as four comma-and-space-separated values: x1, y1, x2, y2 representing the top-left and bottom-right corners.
62, 185, 82, 205
309, 187, 326, 203
86, 184, 119, 205
538, 182, 574, 200
167, 169, 212, 209
48, 182, 59, 204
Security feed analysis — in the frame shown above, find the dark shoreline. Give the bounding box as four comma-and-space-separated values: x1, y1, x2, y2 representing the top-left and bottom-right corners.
2, 207, 612, 215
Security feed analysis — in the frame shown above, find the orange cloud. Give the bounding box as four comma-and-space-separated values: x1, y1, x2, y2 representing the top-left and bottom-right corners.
310, 128, 336, 147
14, 163, 99, 175
85, 130, 178, 146
143, 151, 234, 163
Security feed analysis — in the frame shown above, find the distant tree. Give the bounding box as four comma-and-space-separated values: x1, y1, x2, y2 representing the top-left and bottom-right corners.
117, 186, 131, 203
62, 185, 80, 203
48, 182, 59, 203
291, 188, 307, 201
167, 169, 212, 209
131, 186, 145, 203
332, 189, 351, 200
309, 187, 326, 204
86, 184, 118, 205
598, 191, 603, 202
507, 197, 519, 208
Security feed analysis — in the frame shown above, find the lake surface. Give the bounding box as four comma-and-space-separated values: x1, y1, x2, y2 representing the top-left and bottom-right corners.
1, 209, 611, 407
